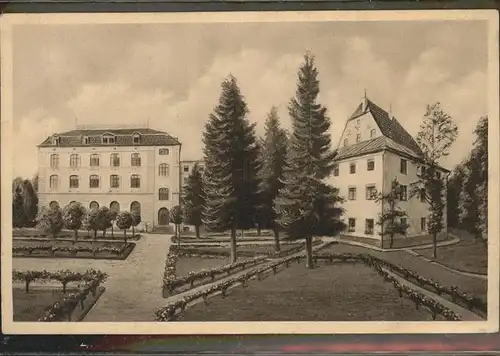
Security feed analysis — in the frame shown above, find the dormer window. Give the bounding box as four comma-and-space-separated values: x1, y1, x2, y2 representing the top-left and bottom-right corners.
102, 134, 116, 144
83, 135, 89, 145
133, 133, 140, 144
52, 135, 60, 146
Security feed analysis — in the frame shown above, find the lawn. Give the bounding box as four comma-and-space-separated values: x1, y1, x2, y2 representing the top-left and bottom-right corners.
178, 262, 439, 321
176, 243, 304, 258
321, 243, 487, 302
339, 233, 448, 249
175, 257, 230, 277
416, 230, 487, 275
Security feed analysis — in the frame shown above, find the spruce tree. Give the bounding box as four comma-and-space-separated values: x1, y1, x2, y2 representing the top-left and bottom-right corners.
274, 53, 344, 269
182, 163, 205, 239
257, 106, 288, 251
447, 164, 466, 228
22, 179, 38, 226
473, 116, 488, 241
12, 186, 26, 228
412, 102, 458, 257
202, 75, 260, 263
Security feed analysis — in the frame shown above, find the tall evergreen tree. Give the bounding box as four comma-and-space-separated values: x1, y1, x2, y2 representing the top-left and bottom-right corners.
22, 179, 38, 226
447, 164, 466, 228
473, 116, 488, 241
182, 163, 205, 239
257, 106, 288, 251
274, 53, 345, 269
202, 75, 260, 263
412, 102, 458, 258
12, 186, 26, 228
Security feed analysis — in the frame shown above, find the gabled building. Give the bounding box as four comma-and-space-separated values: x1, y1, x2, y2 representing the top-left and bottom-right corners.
37, 128, 182, 229
329, 95, 449, 242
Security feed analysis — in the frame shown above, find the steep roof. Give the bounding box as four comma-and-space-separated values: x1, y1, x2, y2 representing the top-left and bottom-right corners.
38, 128, 181, 147
347, 99, 424, 156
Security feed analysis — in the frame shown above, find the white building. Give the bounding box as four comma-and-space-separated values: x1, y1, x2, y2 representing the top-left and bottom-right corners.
180, 160, 204, 186
37, 128, 182, 229
329, 95, 449, 242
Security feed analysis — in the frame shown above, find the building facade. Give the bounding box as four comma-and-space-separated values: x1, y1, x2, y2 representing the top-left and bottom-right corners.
180, 160, 205, 186
37, 128, 182, 229
329, 96, 449, 241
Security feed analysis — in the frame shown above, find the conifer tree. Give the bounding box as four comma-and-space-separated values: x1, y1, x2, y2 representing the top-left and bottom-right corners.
22, 179, 38, 226
257, 106, 288, 251
411, 102, 458, 258
274, 53, 345, 269
182, 163, 205, 238
12, 186, 26, 228
474, 116, 488, 241
447, 164, 466, 228
202, 75, 260, 263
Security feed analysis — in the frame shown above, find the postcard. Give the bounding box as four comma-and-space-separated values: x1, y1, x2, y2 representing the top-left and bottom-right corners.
1, 10, 499, 334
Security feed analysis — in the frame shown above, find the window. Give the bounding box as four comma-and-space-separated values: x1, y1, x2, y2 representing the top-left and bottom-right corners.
110, 201, 120, 214
356, 134, 361, 143
50, 154, 59, 168
421, 217, 427, 232
130, 174, 141, 188
366, 185, 376, 200
333, 164, 339, 177
420, 188, 426, 203
399, 185, 408, 201
365, 219, 374, 235
400, 159, 408, 174
110, 175, 120, 188
367, 159, 375, 171
133, 134, 140, 144
348, 218, 356, 232
49, 175, 58, 189
183, 165, 190, 173
69, 175, 79, 188
70, 154, 81, 168
350, 163, 356, 174
159, 163, 170, 176
131, 153, 141, 167
159, 188, 169, 200
348, 187, 357, 200
344, 138, 348, 147
89, 201, 99, 209
130, 201, 141, 215
110, 153, 120, 167
370, 129, 376, 138
102, 135, 115, 144
90, 154, 100, 167
83, 136, 89, 145
159, 148, 169, 155
89, 175, 100, 188
52, 136, 60, 145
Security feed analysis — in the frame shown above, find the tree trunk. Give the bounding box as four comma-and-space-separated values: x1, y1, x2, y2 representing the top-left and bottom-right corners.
177, 225, 181, 249
62, 282, 67, 294
273, 226, 281, 252
195, 225, 200, 239
390, 233, 394, 248
230, 224, 237, 263
103, 229, 106, 238
433, 232, 437, 258
132, 226, 135, 237
124, 229, 127, 243
111, 225, 114, 238
25, 280, 29, 293
257, 223, 261, 236
241, 229, 244, 239
305, 236, 313, 269
74, 230, 78, 241
93, 230, 97, 240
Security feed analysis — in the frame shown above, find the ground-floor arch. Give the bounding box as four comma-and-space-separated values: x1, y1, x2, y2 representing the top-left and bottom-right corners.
158, 208, 170, 226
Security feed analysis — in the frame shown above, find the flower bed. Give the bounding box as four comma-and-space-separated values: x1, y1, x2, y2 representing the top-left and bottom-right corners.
12, 240, 135, 260
13, 228, 142, 241
155, 252, 460, 322
163, 254, 268, 296
12, 269, 108, 322
313, 253, 486, 319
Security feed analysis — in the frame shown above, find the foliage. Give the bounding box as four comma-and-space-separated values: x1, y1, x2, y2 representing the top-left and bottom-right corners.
375, 178, 408, 248
411, 102, 458, 257
12, 186, 26, 228
202, 75, 261, 263
257, 106, 288, 250
12, 177, 39, 227
170, 205, 183, 225
274, 53, 345, 268
182, 163, 205, 238
116, 211, 134, 240
62, 202, 87, 239
84, 208, 100, 239
36, 205, 64, 238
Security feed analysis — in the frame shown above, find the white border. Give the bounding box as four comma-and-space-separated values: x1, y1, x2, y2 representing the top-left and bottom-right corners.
1, 10, 499, 335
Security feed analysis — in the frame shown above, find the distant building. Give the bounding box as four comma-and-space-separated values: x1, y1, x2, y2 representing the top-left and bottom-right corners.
37, 128, 182, 229
180, 160, 204, 186
329, 95, 449, 242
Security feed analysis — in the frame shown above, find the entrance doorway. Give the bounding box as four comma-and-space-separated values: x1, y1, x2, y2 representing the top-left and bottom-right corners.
158, 208, 170, 226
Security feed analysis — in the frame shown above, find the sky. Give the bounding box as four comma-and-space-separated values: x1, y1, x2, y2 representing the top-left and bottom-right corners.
11, 19, 488, 178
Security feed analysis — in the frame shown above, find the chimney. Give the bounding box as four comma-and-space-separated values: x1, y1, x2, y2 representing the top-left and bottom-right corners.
361, 89, 368, 112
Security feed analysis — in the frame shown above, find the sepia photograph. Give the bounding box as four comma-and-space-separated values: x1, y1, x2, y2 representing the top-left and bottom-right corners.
1, 10, 498, 334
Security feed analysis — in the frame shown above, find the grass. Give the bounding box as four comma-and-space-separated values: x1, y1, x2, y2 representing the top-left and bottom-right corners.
321, 243, 487, 303
176, 243, 303, 258
13, 287, 78, 321
175, 257, 230, 277
340, 233, 449, 249
178, 262, 439, 321
416, 229, 487, 275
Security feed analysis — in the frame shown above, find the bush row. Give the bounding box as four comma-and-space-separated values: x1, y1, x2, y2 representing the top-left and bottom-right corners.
13, 244, 130, 257
163, 255, 268, 295
37, 271, 108, 322
156, 252, 459, 322
314, 252, 486, 318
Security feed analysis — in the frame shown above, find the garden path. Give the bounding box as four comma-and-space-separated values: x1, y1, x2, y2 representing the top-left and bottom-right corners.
13, 233, 172, 322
